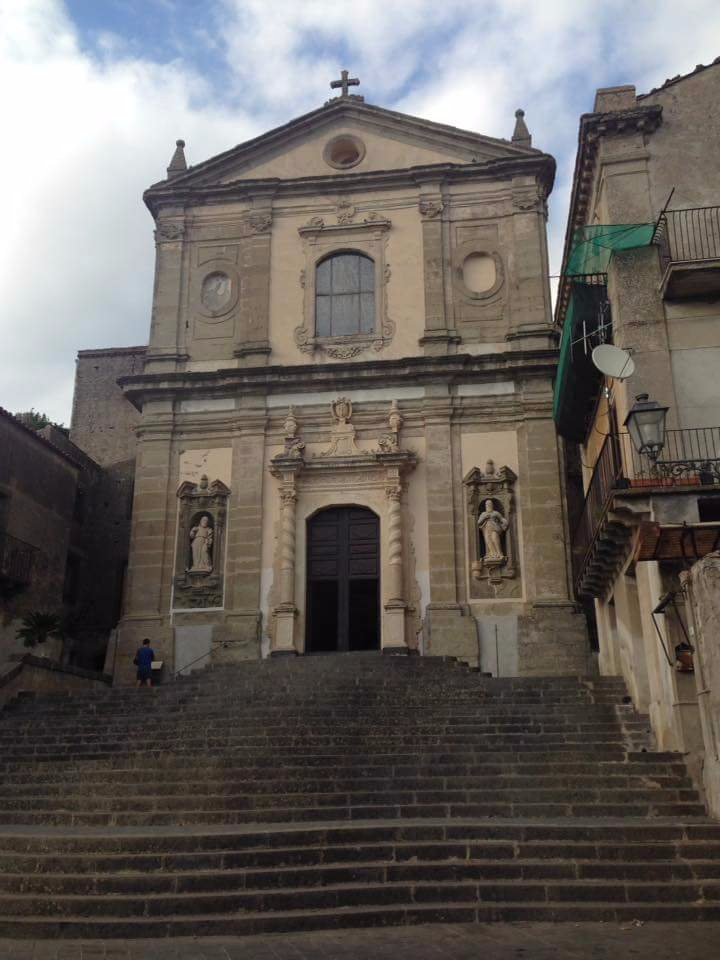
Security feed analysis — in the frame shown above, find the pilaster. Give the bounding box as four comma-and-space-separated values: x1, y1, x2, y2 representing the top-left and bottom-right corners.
146, 211, 187, 372
220, 407, 267, 659
417, 181, 459, 355
235, 197, 274, 365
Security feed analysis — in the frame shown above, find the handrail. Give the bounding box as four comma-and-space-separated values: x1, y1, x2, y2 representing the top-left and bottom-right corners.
171, 646, 217, 680
656, 206, 720, 270
572, 427, 720, 594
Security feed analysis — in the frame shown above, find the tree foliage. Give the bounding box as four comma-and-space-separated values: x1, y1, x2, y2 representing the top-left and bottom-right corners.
14, 408, 64, 431
16, 612, 65, 648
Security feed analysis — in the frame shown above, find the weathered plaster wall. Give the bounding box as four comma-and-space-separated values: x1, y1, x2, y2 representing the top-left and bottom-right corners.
683, 552, 720, 818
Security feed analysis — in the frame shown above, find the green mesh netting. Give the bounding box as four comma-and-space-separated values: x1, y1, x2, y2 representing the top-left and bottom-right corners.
553, 295, 575, 423
553, 222, 655, 438
565, 223, 656, 276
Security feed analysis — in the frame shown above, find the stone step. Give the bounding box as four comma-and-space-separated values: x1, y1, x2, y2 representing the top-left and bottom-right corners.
0, 774, 691, 798
3, 846, 719, 879
2, 899, 720, 940
0, 662, 707, 937
0, 718, 644, 735
2, 856, 720, 894
0, 789, 700, 816
0, 750, 674, 777
3, 819, 719, 853
0, 801, 707, 828
1, 877, 720, 922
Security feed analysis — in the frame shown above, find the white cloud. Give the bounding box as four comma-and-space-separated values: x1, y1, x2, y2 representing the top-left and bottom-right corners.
1, 0, 719, 423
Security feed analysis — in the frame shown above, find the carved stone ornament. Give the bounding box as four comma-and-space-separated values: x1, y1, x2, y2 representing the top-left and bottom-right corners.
173, 475, 230, 609
320, 397, 365, 457
512, 189, 544, 214
247, 212, 272, 234
336, 196, 357, 224
376, 400, 403, 453
156, 222, 185, 242
463, 461, 519, 595
418, 198, 443, 219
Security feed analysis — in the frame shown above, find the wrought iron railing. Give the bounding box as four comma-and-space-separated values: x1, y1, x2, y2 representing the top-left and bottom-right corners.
656, 206, 720, 272
0, 533, 37, 587
572, 427, 720, 591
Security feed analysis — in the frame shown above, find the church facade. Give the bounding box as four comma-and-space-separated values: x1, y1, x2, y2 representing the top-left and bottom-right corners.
111, 79, 588, 682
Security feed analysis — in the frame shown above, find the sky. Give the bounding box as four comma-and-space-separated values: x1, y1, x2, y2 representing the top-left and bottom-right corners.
1, 0, 719, 426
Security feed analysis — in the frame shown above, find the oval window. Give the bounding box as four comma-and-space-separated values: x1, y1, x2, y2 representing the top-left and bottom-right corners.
324, 135, 366, 170
462, 253, 496, 294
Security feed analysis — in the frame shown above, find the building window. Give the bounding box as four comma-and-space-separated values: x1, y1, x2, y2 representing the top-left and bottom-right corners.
315, 253, 375, 337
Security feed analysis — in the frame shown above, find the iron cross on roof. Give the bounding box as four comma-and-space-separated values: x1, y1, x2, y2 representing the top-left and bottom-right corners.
330, 69, 360, 98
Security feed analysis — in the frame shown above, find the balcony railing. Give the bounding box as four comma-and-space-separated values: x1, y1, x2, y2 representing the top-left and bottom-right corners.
0, 533, 37, 588
572, 427, 720, 595
655, 206, 720, 297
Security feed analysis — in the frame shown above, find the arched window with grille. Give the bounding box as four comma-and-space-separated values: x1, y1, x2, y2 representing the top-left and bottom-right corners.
315, 252, 375, 338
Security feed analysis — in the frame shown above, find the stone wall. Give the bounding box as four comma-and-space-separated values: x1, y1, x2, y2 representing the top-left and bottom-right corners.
682, 552, 720, 818
68, 347, 145, 664
70, 347, 145, 467
0, 409, 79, 665
0, 656, 111, 709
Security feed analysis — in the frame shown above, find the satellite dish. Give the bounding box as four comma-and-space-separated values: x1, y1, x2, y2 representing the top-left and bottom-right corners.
591, 344, 635, 381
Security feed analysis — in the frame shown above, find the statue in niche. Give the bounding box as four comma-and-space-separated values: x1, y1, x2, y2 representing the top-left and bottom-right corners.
478, 499, 508, 563
463, 463, 519, 596
189, 514, 214, 572
174, 476, 230, 609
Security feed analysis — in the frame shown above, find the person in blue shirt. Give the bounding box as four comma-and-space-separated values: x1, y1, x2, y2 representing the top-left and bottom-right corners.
135, 638, 155, 688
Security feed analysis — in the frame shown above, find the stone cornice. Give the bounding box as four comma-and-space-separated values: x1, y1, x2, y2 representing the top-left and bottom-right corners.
119, 351, 560, 411
554, 103, 662, 328
144, 155, 555, 218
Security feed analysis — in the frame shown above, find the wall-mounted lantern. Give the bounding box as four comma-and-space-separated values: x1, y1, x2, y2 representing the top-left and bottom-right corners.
624, 393, 669, 462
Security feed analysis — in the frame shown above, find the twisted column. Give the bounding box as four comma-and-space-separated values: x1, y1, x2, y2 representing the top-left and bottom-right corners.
386, 483, 404, 603
279, 487, 297, 606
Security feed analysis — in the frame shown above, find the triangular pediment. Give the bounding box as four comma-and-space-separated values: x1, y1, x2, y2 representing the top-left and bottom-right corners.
153, 98, 541, 191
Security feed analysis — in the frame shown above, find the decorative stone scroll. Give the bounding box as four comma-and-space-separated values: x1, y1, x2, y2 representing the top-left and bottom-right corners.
464, 461, 519, 595
173, 475, 230, 609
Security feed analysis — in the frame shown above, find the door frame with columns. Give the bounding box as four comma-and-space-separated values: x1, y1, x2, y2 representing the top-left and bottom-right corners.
269, 450, 416, 654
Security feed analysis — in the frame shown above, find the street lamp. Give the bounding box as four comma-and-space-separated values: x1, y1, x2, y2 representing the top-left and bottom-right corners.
624, 393, 669, 462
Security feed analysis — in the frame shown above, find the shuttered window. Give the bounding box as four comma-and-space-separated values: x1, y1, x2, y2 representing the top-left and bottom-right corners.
316, 253, 375, 337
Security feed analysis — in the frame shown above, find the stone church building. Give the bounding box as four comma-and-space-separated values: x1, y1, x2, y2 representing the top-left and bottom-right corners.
92, 77, 588, 683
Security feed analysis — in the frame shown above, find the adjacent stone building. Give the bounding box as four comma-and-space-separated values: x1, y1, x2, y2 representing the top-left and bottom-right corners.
0, 346, 143, 671
75, 77, 589, 683
554, 60, 720, 788
0, 409, 95, 666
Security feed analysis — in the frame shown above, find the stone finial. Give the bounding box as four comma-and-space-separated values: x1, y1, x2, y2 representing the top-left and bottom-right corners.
511, 109, 532, 147
388, 399, 403, 436
284, 405, 298, 439
167, 138, 187, 179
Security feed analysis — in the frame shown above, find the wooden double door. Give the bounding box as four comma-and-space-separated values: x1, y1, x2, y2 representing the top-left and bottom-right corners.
306, 506, 380, 653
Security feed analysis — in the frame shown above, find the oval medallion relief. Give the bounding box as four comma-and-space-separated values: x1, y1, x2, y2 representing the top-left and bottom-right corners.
201, 272, 233, 313
462, 253, 496, 294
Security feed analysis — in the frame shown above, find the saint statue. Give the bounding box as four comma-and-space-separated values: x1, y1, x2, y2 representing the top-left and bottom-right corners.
189, 515, 213, 572
478, 499, 508, 563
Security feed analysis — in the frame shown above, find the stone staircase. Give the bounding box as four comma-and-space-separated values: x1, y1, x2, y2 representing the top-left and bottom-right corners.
0, 654, 718, 937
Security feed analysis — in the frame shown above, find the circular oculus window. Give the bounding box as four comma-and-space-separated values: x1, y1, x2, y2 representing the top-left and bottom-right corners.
323, 134, 366, 170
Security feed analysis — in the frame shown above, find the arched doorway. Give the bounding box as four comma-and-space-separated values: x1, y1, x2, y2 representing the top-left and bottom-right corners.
306, 506, 380, 653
